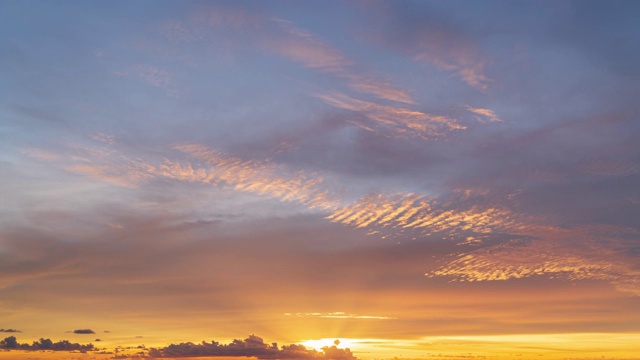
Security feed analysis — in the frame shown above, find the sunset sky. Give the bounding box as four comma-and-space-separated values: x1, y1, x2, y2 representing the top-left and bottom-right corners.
1, 1, 640, 359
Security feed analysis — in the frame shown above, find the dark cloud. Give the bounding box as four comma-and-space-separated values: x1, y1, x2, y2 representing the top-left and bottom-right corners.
73, 329, 95, 334
0, 336, 94, 352
0, 329, 21, 333
149, 334, 356, 359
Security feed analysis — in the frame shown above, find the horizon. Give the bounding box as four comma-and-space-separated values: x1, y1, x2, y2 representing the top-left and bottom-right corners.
1, 1, 639, 359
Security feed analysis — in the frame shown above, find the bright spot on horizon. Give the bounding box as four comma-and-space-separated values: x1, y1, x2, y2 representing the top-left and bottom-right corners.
300, 338, 355, 351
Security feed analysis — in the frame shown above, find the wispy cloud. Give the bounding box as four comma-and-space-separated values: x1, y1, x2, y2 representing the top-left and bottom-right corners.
188, 7, 414, 104
173, 144, 340, 210
415, 51, 490, 91
64, 156, 157, 189
360, 2, 492, 91
326, 192, 533, 240
580, 158, 640, 177
22, 138, 640, 298
0, 329, 21, 333
429, 225, 640, 295
466, 106, 503, 123
270, 18, 351, 73
90, 133, 117, 145
344, 74, 414, 104
316, 92, 464, 139
270, 18, 414, 104
285, 312, 396, 320
20, 148, 60, 160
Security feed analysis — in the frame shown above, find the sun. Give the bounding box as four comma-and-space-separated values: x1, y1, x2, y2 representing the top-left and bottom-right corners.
300, 338, 356, 351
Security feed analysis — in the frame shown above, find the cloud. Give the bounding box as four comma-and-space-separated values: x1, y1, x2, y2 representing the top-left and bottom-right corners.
90, 133, 117, 145
19, 148, 60, 160
22, 140, 156, 189
316, 92, 464, 139
429, 224, 640, 296
189, 6, 414, 104
285, 312, 396, 320
357, 2, 491, 91
173, 143, 340, 210
415, 50, 489, 91
20, 140, 549, 247
344, 74, 414, 105
269, 18, 351, 73
173, 145, 534, 243
268, 18, 414, 104
0, 329, 21, 333
0, 336, 94, 352
326, 191, 533, 240
64, 164, 141, 188
148, 334, 356, 359
73, 329, 95, 334
465, 106, 503, 123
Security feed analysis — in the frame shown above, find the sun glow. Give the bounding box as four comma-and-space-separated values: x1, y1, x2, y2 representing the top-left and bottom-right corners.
300, 338, 357, 352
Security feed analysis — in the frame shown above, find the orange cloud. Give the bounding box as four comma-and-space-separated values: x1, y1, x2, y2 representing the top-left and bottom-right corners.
466, 106, 503, 123
195, 8, 414, 104
269, 18, 414, 104
316, 92, 464, 139
429, 225, 640, 296
173, 144, 340, 210
326, 192, 532, 239
270, 18, 351, 72
343, 74, 414, 104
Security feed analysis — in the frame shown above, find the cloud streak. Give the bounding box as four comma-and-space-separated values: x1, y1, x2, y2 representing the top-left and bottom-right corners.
429, 225, 640, 296
285, 312, 396, 320
269, 18, 414, 104
316, 93, 465, 139
172, 144, 340, 210
466, 106, 503, 123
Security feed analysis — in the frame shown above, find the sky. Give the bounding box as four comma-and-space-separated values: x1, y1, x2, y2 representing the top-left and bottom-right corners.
1, 0, 640, 359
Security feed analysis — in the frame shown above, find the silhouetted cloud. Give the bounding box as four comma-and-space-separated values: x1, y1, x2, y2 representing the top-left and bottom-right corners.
73, 329, 95, 334
149, 334, 356, 359
0, 336, 94, 352
0, 329, 21, 333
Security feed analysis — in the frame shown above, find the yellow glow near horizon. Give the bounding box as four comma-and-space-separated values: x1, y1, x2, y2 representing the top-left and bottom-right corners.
300, 333, 640, 359
300, 338, 357, 351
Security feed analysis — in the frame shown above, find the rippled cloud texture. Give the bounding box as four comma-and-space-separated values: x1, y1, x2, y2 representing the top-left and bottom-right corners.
1, 1, 640, 359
